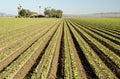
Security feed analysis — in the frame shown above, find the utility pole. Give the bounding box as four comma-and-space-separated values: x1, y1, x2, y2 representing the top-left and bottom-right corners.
39, 6, 41, 14
18, 4, 22, 16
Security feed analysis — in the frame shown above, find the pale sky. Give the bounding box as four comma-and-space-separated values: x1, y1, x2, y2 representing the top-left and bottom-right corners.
0, 0, 120, 15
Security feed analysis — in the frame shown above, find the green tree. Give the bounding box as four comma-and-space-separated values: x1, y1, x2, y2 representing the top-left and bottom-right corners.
25, 9, 32, 17
44, 8, 50, 16
17, 4, 33, 18
17, 5, 32, 18
18, 4, 22, 17
56, 10, 63, 18
44, 8, 63, 18
19, 9, 26, 17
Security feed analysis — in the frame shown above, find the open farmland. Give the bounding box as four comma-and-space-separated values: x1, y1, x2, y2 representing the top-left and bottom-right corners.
0, 18, 120, 79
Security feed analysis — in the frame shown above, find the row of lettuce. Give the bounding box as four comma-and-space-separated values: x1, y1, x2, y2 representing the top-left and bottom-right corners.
0, 19, 60, 79
0, 18, 119, 79
66, 18, 120, 79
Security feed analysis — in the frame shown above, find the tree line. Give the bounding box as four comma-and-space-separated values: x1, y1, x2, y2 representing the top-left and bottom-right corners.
44, 8, 63, 18
17, 5, 63, 18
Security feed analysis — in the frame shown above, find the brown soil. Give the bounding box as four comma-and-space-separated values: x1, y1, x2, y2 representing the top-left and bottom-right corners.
67, 20, 98, 79
13, 32, 54, 79
87, 26, 120, 39
83, 25, 120, 45
47, 25, 62, 79
80, 26, 120, 56
0, 25, 42, 52
0, 25, 39, 45
0, 23, 57, 79
24, 22, 60, 79
0, 24, 54, 71
73, 24, 120, 78
0, 35, 39, 71
56, 25, 64, 79
67, 24, 87, 79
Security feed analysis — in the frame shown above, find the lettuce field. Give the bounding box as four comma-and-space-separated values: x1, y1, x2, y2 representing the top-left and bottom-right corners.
0, 18, 120, 79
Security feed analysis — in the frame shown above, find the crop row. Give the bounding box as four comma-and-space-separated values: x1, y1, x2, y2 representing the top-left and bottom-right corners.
66, 18, 120, 79
0, 19, 60, 79
0, 18, 119, 79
